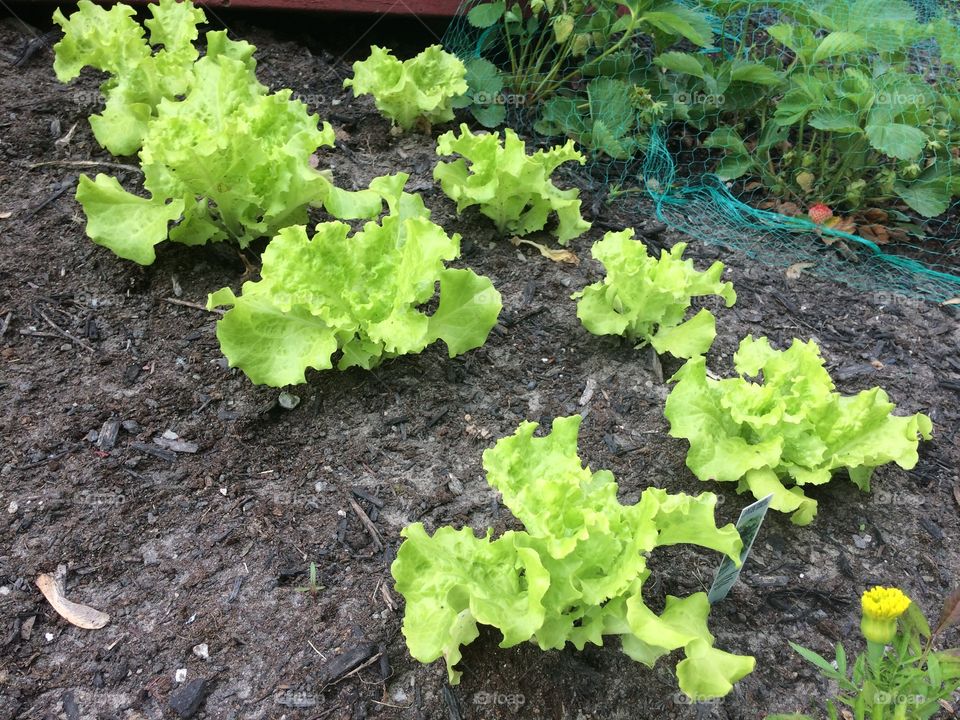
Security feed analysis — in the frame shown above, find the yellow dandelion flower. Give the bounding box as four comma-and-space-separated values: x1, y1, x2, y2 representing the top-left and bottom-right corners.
860, 586, 911, 644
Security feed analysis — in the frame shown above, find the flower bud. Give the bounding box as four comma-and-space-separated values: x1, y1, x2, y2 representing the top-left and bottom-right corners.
860, 586, 910, 644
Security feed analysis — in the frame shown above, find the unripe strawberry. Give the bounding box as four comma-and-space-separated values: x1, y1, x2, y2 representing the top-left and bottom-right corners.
808, 203, 832, 224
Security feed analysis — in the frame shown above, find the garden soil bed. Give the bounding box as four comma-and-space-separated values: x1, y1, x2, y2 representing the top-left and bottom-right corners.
2, 10, 960, 720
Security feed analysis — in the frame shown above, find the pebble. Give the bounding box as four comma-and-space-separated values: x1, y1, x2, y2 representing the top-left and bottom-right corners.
60, 343, 72, 352
192, 643, 209, 660
121, 419, 140, 433
278, 391, 300, 410
169, 678, 208, 718
174, 668, 188, 683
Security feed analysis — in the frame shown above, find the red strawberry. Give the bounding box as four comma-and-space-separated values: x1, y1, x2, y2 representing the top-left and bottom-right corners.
808, 203, 833, 225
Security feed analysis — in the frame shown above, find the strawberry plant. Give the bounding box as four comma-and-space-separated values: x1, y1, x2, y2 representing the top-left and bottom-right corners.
664, 335, 933, 525
433, 124, 591, 244
392, 415, 755, 700
343, 45, 468, 131
660, 0, 960, 217
573, 229, 736, 358
208, 174, 502, 387
54, 0, 380, 265
459, 0, 712, 112
533, 78, 667, 161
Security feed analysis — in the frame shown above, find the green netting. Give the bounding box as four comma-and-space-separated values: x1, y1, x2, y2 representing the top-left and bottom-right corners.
443, 0, 960, 302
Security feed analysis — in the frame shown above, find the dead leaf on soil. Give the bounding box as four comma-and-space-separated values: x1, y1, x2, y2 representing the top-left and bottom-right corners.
785, 262, 815, 280
824, 216, 856, 234
858, 223, 890, 244
509, 237, 580, 265
36, 567, 110, 629
861, 208, 888, 223
934, 587, 960, 637
777, 201, 802, 217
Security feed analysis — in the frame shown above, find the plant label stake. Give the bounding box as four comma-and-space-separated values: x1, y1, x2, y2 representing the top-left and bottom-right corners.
708, 494, 773, 604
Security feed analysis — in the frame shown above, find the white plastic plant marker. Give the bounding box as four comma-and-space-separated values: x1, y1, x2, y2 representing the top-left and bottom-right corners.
708, 494, 773, 604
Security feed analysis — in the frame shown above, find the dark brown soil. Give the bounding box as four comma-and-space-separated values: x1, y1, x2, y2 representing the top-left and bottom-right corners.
1, 9, 959, 720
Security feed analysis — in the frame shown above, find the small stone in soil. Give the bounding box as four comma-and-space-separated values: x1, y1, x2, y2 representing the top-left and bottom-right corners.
168, 678, 208, 719
97, 419, 120, 451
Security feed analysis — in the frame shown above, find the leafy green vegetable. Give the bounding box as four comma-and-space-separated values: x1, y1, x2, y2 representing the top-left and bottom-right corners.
664, 335, 933, 525
392, 415, 754, 700
660, 0, 960, 217
573, 229, 736, 358
207, 174, 502, 387
343, 45, 467, 131
451, 57, 508, 129
434, 124, 591, 244
534, 78, 663, 161
55, 0, 381, 265
53, 0, 206, 156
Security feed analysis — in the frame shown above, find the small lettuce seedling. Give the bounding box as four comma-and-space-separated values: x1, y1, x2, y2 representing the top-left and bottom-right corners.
664, 336, 933, 524
392, 415, 755, 700
54, 0, 380, 265
573, 229, 736, 358
434, 124, 592, 244
208, 174, 502, 387
343, 45, 467, 131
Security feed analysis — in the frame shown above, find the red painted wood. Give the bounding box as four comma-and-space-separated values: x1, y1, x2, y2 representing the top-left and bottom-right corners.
198, 0, 462, 14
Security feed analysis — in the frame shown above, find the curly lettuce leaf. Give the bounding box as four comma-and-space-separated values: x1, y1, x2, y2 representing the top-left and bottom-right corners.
573, 229, 736, 358
208, 174, 501, 386
56, 0, 379, 264
75, 174, 185, 265
434, 124, 591, 244
344, 45, 467, 130
53, 0, 205, 155
392, 415, 751, 698
664, 335, 933, 524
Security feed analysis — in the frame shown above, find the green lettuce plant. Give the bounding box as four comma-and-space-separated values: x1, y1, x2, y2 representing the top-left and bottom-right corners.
392, 414, 755, 700
53, 0, 206, 156
54, 0, 379, 265
343, 45, 467, 131
573, 229, 736, 358
208, 174, 502, 387
664, 335, 933, 525
433, 124, 591, 244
